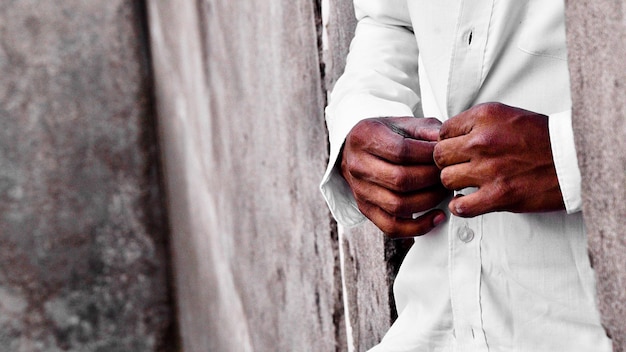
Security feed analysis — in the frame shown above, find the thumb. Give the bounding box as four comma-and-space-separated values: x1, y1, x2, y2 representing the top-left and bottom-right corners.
448, 188, 499, 218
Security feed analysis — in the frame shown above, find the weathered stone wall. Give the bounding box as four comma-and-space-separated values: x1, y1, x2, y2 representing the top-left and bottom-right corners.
0, 1, 174, 351
147, 1, 343, 351
565, 1, 626, 351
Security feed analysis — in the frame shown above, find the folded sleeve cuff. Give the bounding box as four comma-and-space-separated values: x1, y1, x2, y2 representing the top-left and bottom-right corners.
548, 109, 582, 213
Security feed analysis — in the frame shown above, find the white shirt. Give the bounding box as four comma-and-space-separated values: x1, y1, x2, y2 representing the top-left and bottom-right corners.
320, 0, 612, 351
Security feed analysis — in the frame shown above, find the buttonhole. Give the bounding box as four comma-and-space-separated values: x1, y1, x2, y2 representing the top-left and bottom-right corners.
468, 31, 473, 45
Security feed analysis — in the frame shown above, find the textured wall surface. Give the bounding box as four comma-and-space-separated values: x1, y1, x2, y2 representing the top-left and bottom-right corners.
339, 223, 412, 350
0, 1, 174, 351
147, 1, 343, 351
324, 0, 357, 92
565, 1, 626, 351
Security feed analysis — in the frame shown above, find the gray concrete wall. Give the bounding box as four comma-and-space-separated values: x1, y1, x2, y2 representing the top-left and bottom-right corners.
0, 1, 174, 351
565, 1, 626, 351
147, 1, 344, 351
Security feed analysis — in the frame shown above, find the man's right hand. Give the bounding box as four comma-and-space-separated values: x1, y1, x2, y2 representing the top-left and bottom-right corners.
340, 117, 450, 238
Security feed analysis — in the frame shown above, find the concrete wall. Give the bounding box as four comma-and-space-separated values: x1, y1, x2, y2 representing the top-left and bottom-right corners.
147, 1, 344, 351
0, 1, 174, 351
565, 1, 626, 351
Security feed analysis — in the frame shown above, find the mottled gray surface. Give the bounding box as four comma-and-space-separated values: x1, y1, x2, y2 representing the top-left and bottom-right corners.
340, 223, 412, 351
565, 1, 626, 351
0, 1, 174, 351
325, 0, 357, 92
147, 0, 343, 351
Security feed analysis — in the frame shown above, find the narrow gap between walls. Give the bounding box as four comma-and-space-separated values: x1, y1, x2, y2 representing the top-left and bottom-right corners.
317, 0, 356, 350
338, 225, 356, 352
135, 1, 182, 350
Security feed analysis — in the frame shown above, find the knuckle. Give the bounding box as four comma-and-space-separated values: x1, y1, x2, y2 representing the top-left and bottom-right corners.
424, 117, 442, 128
341, 158, 359, 180
481, 181, 512, 212
395, 140, 413, 162
388, 168, 412, 192
356, 117, 378, 129
351, 185, 367, 204
351, 118, 383, 145
432, 144, 445, 167
493, 178, 514, 199
439, 123, 450, 139
355, 200, 374, 218
471, 103, 488, 117
384, 195, 406, 215
474, 102, 500, 116
469, 131, 496, 150
439, 168, 454, 189
344, 156, 359, 174
347, 122, 365, 142
366, 117, 391, 134
340, 150, 351, 168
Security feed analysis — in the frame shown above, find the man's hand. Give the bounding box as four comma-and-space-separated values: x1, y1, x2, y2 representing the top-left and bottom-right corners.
433, 102, 565, 217
341, 117, 450, 238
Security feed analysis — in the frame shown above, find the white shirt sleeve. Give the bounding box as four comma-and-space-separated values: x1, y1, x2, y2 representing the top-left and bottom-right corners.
548, 109, 583, 213
319, 0, 422, 227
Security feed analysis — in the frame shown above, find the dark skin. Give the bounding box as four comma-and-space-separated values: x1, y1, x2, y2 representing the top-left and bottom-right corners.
434, 102, 565, 217
340, 116, 451, 238
340, 102, 565, 238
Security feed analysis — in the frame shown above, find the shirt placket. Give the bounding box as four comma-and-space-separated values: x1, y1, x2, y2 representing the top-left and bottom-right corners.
446, 0, 494, 116
449, 213, 487, 352
447, 1, 494, 351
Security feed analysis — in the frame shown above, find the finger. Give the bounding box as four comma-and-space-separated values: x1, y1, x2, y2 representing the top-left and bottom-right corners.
387, 117, 442, 141
439, 106, 479, 140
448, 186, 502, 218
350, 175, 449, 218
355, 119, 439, 164
349, 158, 442, 193
439, 162, 486, 191
361, 123, 438, 164
376, 138, 437, 165
433, 135, 473, 169
361, 203, 447, 239
374, 186, 450, 218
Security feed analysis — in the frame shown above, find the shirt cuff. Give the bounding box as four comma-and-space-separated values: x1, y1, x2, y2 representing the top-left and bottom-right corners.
548, 109, 582, 213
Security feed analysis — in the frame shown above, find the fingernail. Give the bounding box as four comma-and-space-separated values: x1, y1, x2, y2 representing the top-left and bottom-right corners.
433, 213, 446, 226
455, 203, 464, 215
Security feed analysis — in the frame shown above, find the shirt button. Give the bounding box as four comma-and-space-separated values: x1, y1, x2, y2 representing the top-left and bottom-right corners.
458, 226, 475, 243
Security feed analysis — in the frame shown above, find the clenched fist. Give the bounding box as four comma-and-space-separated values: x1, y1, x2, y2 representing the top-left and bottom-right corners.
434, 102, 565, 217
340, 117, 450, 238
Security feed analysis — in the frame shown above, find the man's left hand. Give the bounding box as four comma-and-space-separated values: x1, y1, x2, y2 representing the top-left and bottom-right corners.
433, 102, 565, 217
